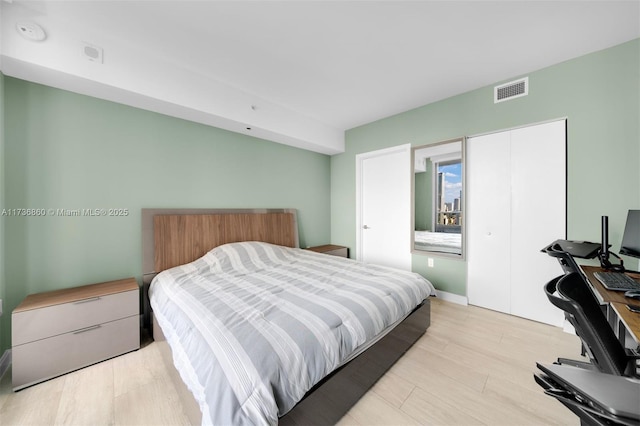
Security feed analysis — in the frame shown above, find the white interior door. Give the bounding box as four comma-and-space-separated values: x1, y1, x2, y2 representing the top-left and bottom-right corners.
357, 145, 411, 271
467, 120, 566, 326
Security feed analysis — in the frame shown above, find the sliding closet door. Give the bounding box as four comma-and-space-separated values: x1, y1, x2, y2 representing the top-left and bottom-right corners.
467, 120, 566, 326
466, 131, 512, 314
509, 121, 566, 325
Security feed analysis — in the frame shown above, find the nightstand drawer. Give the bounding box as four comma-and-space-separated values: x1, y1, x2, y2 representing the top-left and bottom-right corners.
323, 247, 348, 257
12, 315, 139, 390
12, 289, 138, 346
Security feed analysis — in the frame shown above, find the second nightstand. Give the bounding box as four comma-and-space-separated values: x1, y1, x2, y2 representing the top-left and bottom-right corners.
305, 244, 349, 258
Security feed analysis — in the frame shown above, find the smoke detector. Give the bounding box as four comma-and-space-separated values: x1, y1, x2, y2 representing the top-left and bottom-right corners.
82, 43, 104, 63
16, 21, 47, 42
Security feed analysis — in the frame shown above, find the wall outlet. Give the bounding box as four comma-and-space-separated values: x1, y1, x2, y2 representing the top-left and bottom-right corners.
428, 258, 434, 268
0, 298, 3, 316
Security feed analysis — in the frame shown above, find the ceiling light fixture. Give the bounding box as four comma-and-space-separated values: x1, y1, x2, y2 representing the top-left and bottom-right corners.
16, 21, 47, 42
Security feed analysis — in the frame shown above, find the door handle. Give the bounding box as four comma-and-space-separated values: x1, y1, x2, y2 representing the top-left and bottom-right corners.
363, 225, 370, 229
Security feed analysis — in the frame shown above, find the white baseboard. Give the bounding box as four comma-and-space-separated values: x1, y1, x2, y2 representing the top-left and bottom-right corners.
434, 290, 468, 305
0, 349, 11, 381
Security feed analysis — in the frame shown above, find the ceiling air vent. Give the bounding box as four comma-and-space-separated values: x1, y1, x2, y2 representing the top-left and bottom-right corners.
494, 77, 528, 103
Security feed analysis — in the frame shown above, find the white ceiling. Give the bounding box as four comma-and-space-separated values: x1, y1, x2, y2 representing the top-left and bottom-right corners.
1, 1, 639, 154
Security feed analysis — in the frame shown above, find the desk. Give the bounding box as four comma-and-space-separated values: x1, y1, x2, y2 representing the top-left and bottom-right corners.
581, 265, 640, 348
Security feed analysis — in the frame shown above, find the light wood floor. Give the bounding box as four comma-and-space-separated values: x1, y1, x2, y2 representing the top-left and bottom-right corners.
0, 298, 582, 425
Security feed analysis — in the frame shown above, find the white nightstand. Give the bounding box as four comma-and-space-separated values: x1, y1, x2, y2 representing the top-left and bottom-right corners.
12, 278, 140, 390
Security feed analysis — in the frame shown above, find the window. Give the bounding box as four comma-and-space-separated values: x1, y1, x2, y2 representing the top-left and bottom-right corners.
434, 160, 462, 233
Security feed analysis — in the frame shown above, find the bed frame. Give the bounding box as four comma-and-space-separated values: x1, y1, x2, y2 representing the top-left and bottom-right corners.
141, 208, 431, 425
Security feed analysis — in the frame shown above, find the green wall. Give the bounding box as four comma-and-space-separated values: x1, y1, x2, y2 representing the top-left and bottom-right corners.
414, 162, 432, 231
0, 72, 5, 354
1, 77, 331, 351
331, 38, 640, 295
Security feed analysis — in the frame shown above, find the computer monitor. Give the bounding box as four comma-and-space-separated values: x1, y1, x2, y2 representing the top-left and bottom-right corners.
620, 210, 640, 259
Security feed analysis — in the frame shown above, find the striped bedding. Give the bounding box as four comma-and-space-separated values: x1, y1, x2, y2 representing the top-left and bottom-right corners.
149, 241, 435, 425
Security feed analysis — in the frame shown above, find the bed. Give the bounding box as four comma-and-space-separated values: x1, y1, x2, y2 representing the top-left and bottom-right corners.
142, 208, 435, 425
414, 230, 462, 254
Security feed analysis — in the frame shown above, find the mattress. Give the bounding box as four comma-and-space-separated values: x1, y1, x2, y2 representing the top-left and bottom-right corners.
414, 230, 462, 254
149, 241, 435, 425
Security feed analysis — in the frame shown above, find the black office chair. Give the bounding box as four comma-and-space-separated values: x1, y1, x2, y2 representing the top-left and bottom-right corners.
544, 245, 582, 274
544, 275, 591, 367
544, 272, 639, 377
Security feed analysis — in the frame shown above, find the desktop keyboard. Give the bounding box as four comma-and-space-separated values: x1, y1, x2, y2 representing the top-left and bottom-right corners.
593, 271, 640, 291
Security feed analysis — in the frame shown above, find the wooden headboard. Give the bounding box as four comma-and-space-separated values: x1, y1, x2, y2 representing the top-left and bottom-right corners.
142, 208, 299, 284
